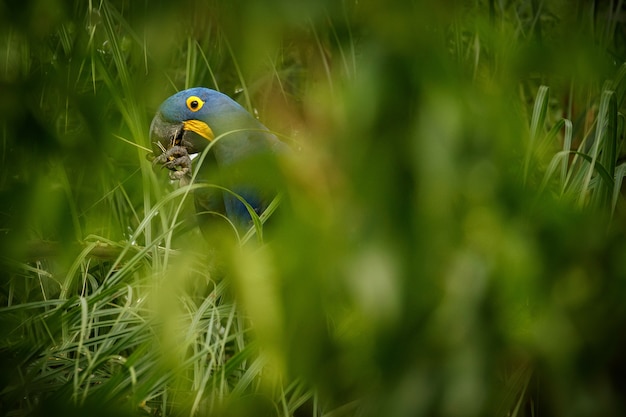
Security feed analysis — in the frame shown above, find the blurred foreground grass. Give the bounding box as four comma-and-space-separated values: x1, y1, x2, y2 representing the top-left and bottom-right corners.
2, 1, 626, 416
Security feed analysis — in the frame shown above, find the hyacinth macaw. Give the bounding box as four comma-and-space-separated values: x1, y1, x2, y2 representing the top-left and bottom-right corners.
149, 87, 288, 238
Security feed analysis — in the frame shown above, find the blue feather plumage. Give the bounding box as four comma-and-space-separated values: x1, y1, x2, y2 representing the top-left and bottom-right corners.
149, 87, 288, 238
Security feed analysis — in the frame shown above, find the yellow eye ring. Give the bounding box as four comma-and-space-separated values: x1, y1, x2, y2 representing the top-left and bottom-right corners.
186, 96, 204, 112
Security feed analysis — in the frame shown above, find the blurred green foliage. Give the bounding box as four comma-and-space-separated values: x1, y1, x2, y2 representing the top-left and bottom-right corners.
2, 0, 626, 416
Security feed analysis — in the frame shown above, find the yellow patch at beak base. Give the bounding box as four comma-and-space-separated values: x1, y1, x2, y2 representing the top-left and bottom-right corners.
183, 120, 214, 141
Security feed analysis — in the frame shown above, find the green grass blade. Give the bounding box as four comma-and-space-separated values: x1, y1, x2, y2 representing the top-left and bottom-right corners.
525, 85, 550, 182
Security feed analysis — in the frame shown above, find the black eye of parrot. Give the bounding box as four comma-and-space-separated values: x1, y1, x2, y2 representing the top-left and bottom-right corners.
186, 95, 205, 112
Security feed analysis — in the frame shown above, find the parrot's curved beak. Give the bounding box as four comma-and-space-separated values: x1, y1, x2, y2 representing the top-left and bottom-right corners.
149, 112, 214, 157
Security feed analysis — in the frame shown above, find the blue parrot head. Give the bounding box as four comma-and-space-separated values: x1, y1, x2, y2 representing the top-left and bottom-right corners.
149, 87, 219, 156
150, 87, 254, 156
